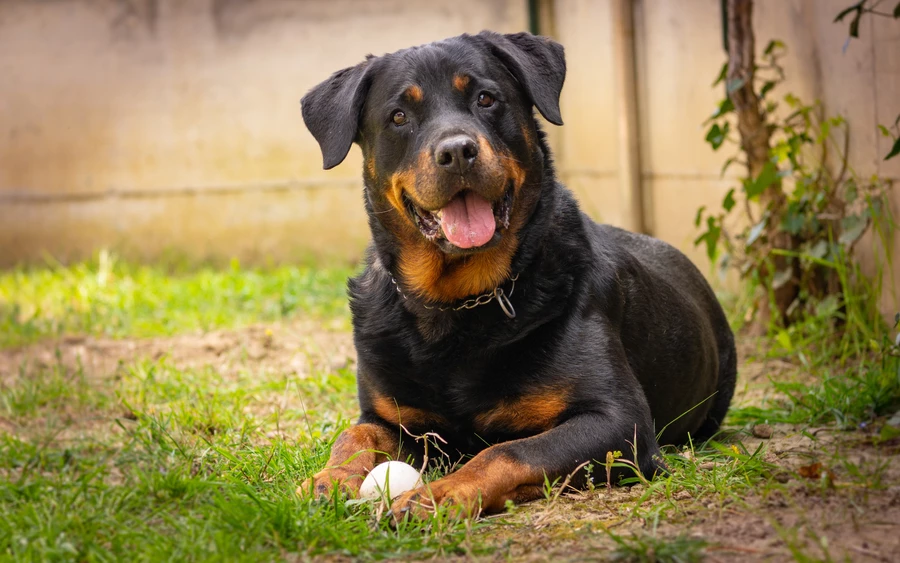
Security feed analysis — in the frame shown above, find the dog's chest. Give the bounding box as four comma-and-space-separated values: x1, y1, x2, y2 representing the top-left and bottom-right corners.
382, 356, 566, 443
358, 305, 571, 445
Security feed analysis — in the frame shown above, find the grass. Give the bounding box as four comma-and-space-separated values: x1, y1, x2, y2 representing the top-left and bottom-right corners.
0, 257, 489, 560
2, 256, 898, 560
1, 353, 110, 420
0, 251, 353, 348
725, 309, 900, 430
0, 340, 480, 560
0, 428, 480, 560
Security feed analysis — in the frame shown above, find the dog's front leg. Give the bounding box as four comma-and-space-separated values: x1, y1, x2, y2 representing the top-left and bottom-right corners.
389, 414, 663, 520
298, 423, 399, 498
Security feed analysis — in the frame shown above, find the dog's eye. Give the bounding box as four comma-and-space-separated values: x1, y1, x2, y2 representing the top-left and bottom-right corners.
392, 110, 407, 126
477, 92, 495, 108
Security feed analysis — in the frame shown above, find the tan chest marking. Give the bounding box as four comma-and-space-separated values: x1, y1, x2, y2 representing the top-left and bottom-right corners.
372, 395, 449, 429
474, 389, 568, 434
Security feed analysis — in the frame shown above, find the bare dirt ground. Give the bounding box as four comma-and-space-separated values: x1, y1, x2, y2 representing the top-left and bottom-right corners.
484, 427, 900, 562
0, 318, 354, 390
2, 321, 899, 562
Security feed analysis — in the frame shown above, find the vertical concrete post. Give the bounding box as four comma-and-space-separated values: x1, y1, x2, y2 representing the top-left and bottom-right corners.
611, 0, 645, 234
527, 0, 563, 171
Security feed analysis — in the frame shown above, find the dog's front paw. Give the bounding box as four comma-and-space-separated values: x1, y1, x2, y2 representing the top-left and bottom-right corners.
389, 478, 482, 522
297, 467, 365, 499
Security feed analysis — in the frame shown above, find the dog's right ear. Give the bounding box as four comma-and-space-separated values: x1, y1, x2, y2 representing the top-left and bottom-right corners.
476, 31, 566, 126
301, 60, 372, 170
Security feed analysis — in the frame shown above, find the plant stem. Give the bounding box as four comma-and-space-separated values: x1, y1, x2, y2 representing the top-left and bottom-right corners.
726, 0, 797, 327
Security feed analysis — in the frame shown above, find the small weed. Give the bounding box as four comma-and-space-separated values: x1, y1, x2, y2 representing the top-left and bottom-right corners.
616, 437, 779, 530
774, 361, 900, 428
772, 519, 837, 563
605, 530, 708, 563
725, 317, 900, 429
839, 455, 892, 490
697, 35, 896, 329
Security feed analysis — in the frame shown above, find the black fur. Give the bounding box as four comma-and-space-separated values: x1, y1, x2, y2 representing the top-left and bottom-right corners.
301, 60, 373, 169
301, 31, 736, 486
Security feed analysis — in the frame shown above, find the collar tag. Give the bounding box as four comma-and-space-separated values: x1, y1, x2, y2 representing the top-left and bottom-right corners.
494, 287, 516, 319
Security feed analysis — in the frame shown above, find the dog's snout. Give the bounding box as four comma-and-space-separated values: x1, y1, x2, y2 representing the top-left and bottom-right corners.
434, 135, 478, 175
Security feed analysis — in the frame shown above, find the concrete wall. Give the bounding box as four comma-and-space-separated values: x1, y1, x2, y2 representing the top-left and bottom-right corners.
0, 0, 526, 265
1, 0, 898, 310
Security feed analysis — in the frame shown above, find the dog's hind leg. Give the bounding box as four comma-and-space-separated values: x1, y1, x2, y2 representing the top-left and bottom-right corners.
693, 329, 737, 441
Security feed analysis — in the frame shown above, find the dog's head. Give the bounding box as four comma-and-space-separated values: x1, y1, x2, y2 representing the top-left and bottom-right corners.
302, 32, 565, 302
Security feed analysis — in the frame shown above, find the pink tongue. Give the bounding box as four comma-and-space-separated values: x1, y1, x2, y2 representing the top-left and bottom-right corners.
439, 192, 496, 249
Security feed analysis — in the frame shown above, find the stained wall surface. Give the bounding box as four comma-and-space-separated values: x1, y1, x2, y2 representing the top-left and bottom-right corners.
0, 0, 527, 265
631, 0, 899, 310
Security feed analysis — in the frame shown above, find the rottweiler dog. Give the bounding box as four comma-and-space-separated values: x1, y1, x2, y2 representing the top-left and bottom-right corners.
299, 31, 736, 519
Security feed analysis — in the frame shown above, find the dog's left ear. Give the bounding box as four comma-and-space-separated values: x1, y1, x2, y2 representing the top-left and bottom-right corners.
301, 59, 373, 170
476, 31, 566, 126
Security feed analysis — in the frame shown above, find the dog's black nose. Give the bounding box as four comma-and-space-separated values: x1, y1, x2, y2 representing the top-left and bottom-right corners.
434, 135, 478, 175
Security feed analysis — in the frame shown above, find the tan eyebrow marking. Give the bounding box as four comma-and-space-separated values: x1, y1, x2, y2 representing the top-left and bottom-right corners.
453, 74, 470, 92
405, 85, 424, 102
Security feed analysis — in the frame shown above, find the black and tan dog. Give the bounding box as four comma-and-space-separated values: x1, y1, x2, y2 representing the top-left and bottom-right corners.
299, 31, 736, 519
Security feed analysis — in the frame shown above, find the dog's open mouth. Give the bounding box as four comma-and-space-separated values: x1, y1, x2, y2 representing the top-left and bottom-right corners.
405, 185, 513, 249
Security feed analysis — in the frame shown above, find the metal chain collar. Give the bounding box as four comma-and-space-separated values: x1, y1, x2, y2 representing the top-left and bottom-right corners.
390, 273, 519, 319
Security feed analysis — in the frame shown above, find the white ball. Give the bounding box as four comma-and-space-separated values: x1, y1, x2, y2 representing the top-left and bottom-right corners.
359, 461, 423, 500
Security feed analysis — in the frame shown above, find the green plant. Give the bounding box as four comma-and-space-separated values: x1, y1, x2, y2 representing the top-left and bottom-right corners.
833, 1, 900, 162
834, 0, 900, 37
877, 118, 900, 161
727, 314, 900, 428
697, 38, 895, 332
